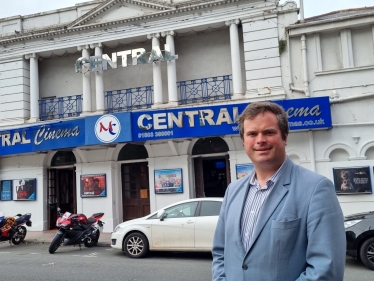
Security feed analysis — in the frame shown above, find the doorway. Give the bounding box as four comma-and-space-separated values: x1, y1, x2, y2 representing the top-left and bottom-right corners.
47, 168, 76, 229
192, 136, 231, 198
121, 162, 150, 221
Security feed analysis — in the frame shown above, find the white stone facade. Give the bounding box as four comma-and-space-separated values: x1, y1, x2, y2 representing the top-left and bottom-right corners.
0, 0, 373, 232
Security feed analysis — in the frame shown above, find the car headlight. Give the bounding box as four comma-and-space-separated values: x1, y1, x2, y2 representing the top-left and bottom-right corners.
344, 219, 362, 229
113, 225, 123, 233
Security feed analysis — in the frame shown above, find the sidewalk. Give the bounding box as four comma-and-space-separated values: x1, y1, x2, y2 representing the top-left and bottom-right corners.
21, 229, 112, 247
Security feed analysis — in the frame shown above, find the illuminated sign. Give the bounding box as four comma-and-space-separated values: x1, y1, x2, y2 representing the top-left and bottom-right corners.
75, 44, 178, 73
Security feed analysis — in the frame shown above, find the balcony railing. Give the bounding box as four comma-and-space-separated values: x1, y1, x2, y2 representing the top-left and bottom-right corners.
178, 75, 232, 105
106, 86, 153, 113
38, 75, 233, 120
39, 95, 82, 121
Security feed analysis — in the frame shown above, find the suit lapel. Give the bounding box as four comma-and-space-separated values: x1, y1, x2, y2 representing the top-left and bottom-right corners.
246, 158, 293, 252
233, 172, 253, 256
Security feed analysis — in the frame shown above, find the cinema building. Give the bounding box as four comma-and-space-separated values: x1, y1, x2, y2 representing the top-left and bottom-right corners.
1, 0, 374, 232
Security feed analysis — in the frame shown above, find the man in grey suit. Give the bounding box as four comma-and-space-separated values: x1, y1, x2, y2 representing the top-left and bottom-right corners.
212, 102, 345, 281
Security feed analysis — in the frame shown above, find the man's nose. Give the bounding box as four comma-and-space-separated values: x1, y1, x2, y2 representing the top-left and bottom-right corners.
256, 133, 266, 143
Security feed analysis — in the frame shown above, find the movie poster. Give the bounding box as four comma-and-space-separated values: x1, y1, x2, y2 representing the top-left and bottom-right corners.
12, 178, 36, 200
0, 180, 12, 201
80, 174, 107, 198
333, 167, 372, 194
154, 169, 183, 194
236, 164, 254, 179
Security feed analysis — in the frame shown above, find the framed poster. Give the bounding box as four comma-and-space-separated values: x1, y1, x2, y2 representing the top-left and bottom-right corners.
13, 178, 36, 200
80, 174, 107, 197
333, 167, 372, 194
1, 180, 13, 201
154, 169, 183, 194
236, 164, 254, 179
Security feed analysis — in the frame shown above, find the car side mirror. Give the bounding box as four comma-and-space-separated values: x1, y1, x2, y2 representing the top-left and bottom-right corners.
157, 209, 166, 221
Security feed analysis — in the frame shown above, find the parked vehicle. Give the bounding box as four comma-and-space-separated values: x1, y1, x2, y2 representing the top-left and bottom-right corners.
111, 198, 223, 258
49, 208, 104, 254
345, 211, 374, 270
0, 212, 32, 245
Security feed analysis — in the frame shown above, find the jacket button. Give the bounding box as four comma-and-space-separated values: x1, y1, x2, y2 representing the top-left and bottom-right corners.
242, 264, 248, 270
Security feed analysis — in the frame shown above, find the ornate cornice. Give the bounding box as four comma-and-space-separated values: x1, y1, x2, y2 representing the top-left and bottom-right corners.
0, 0, 249, 46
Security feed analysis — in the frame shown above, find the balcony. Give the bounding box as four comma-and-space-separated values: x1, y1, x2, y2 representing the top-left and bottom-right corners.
39, 95, 82, 121
106, 75, 232, 112
38, 75, 232, 120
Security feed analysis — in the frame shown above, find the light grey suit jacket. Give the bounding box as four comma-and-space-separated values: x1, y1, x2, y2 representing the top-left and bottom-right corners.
212, 157, 346, 281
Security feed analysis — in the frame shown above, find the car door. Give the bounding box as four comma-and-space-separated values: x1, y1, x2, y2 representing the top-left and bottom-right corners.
194, 200, 222, 249
151, 201, 199, 249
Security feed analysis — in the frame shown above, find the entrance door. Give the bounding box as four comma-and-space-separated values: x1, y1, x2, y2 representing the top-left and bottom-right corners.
47, 168, 76, 229
121, 162, 150, 221
194, 156, 230, 198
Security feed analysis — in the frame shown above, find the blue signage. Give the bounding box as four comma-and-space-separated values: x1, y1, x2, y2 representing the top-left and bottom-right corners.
132, 97, 332, 141
85, 112, 132, 145
0, 119, 85, 157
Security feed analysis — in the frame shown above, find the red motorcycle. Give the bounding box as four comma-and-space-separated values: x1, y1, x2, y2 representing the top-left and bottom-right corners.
0, 213, 32, 245
49, 208, 104, 254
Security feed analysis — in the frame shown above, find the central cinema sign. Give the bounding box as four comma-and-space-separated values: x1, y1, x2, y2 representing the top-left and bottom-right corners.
75, 44, 178, 73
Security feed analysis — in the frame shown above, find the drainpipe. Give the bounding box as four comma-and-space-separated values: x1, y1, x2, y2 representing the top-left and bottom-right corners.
300, 0, 305, 23
330, 91, 374, 104
289, 34, 309, 96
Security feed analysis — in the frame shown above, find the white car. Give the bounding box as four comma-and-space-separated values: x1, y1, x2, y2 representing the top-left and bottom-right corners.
111, 197, 223, 258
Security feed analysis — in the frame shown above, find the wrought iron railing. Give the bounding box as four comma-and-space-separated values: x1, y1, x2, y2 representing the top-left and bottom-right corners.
178, 75, 232, 105
39, 95, 82, 121
105, 86, 153, 113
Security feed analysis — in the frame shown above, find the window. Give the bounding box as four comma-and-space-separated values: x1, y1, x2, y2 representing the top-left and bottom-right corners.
164, 202, 199, 218
199, 201, 222, 216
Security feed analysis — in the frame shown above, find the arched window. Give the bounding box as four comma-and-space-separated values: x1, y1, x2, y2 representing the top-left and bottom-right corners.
192, 137, 229, 155
118, 144, 148, 161
51, 151, 76, 166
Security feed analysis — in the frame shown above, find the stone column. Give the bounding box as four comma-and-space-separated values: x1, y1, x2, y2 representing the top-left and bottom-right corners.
147, 33, 163, 107
161, 30, 178, 106
25, 53, 40, 120
77, 45, 92, 113
90, 43, 105, 112
225, 19, 244, 100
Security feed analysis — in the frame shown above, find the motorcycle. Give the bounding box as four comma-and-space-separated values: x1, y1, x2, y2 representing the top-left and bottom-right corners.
0, 213, 32, 245
49, 208, 104, 254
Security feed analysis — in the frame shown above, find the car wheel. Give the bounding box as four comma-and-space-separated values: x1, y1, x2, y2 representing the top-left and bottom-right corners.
359, 237, 374, 270
123, 232, 149, 258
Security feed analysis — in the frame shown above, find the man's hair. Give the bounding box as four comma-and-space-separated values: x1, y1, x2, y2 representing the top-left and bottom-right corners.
238, 102, 289, 141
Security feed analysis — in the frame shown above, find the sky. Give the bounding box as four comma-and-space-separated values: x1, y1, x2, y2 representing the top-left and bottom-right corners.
0, 0, 373, 19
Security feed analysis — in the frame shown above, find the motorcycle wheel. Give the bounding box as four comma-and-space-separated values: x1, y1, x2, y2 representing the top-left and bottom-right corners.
49, 234, 63, 254
11, 226, 27, 245
84, 230, 100, 247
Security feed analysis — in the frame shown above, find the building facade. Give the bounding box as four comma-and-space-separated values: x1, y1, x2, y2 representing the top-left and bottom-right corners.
0, 0, 373, 232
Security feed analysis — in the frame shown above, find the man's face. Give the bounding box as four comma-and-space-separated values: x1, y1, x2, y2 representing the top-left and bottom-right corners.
242, 111, 287, 170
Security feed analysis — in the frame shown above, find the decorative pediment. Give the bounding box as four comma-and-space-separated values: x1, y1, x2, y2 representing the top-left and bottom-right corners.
68, 0, 173, 28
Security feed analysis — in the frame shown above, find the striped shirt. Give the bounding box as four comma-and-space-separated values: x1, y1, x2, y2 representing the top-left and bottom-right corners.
240, 161, 286, 252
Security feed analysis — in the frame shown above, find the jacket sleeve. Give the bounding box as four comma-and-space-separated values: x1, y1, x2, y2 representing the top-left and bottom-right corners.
212, 188, 229, 281
296, 178, 346, 281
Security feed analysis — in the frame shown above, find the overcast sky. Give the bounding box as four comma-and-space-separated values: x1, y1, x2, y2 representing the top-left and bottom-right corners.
0, 0, 373, 19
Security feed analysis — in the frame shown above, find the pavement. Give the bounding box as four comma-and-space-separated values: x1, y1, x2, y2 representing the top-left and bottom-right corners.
16, 229, 112, 247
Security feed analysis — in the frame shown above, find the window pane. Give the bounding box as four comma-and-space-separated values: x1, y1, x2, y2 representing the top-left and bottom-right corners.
164, 202, 199, 218
200, 201, 222, 216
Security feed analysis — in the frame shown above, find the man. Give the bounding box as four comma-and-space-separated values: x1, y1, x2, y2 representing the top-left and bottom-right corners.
212, 102, 345, 281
